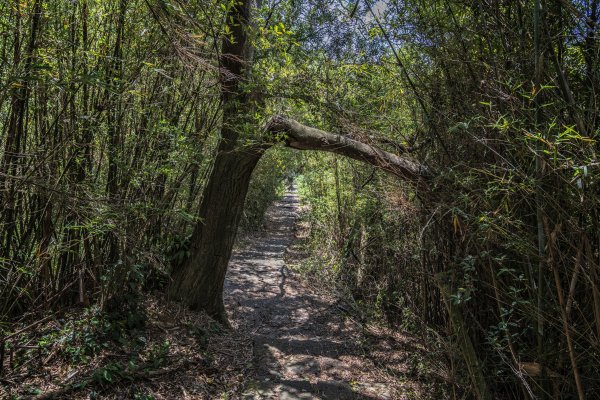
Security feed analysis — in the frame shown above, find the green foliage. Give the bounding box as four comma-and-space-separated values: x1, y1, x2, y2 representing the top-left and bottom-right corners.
146, 339, 171, 368
92, 361, 128, 386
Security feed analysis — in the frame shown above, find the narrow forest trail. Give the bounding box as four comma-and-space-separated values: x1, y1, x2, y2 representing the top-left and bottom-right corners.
223, 188, 431, 400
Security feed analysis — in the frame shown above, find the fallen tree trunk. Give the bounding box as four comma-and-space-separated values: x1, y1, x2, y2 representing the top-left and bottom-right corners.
266, 115, 430, 182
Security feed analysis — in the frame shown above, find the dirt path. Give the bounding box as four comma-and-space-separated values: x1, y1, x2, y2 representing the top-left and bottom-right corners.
224, 188, 428, 400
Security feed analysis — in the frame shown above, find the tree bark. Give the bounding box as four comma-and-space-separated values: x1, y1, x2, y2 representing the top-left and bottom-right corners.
169, 147, 264, 321
167, 0, 255, 323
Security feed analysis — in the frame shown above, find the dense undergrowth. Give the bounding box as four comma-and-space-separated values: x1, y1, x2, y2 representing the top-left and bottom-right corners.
0, 143, 289, 399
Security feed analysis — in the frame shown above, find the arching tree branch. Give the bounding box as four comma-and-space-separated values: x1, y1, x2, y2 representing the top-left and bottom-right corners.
266, 115, 430, 182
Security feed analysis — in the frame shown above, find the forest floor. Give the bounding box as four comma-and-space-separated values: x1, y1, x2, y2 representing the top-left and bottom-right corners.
3, 188, 450, 399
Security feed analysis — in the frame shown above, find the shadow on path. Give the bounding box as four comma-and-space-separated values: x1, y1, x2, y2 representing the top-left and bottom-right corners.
224, 188, 398, 399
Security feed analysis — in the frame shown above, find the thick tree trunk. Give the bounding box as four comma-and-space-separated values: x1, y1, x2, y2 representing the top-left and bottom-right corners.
168, 0, 255, 323
168, 146, 264, 322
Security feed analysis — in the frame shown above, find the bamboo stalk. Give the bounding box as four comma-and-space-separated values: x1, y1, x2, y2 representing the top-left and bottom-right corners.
565, 239, 583, 319
584, 236, 600, 339
435, 272, 491, 400
488, 259, 534, 398
544, 220, 585, 400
